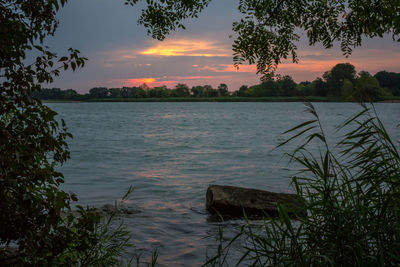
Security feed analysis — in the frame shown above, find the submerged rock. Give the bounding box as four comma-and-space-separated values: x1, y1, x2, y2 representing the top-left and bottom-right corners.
62, 201, 140, 218
101, 202, 140, 215
206, 185, 306, 219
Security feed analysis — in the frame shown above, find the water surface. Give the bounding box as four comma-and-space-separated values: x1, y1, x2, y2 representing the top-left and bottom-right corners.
48, 102, 400, 266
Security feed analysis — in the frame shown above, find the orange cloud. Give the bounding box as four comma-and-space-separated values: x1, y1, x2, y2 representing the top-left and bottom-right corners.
127, 78, 157, 84
125, 78, 177, 87
124, 76, 218, 87
278, 59, 344, 73
139, 39, 230, 57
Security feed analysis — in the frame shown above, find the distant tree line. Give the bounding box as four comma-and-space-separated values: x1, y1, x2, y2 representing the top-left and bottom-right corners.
34, 63, 400, 101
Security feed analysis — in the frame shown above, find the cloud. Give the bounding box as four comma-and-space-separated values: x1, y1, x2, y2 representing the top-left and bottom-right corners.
139, 39, 231, 57
278, 59, 344, 73
127, 78, 157, 84
124, 75, 221, 87
171, 75, 215, 80
200, 64, 257, 73
198, 59, 340, 75
125, 78, 177, 87
92, 77, 177, 88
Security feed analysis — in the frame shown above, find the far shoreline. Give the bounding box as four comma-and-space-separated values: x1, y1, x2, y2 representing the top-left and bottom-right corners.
42, 96, 400, 103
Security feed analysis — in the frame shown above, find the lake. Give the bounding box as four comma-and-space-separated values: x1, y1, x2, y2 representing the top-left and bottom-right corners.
48, 102, 400, 266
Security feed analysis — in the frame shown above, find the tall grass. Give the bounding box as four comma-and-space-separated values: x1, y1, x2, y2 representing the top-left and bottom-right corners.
205, 103, 400, 266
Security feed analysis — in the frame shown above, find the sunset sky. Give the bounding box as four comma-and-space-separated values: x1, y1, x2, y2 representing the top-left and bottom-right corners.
48, 0, 400, 93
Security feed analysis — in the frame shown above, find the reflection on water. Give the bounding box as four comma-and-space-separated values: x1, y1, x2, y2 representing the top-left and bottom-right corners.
49, 102, 400, 266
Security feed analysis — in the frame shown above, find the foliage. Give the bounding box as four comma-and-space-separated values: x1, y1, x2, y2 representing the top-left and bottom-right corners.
126, 0, 400, 73
0, 0, 131, 265
323, 63, 357, 96
354, 71, 387, 101
109, 88, 123, 98
173, 83, 191, 97
125, 0, 211, 40
205, 103, 400, 266
27, 207, 132, 266
217, 84, 229, 96
341, 78, 354, 100
90, 87, 109, 99
32, 88, 81, 100
297, 81, 313, 96
203, 85, 219, 97
252, 77, 281, 97
375, 71, 400, 96
276, 74, 297, 96
191, 85, 205, 97
148, 85, 170, 98
237, 85, 248, 97
312, 77, 328, 97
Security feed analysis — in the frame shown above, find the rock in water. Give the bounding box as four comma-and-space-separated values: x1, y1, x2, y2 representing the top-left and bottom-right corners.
101, 202, 140, 215
206, 185, 306, 219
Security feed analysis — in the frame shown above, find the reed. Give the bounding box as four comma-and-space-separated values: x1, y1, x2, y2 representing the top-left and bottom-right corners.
205, 103, 400, 266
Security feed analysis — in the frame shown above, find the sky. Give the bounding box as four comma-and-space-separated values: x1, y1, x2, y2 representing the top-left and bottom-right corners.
47, 0, 400, 93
